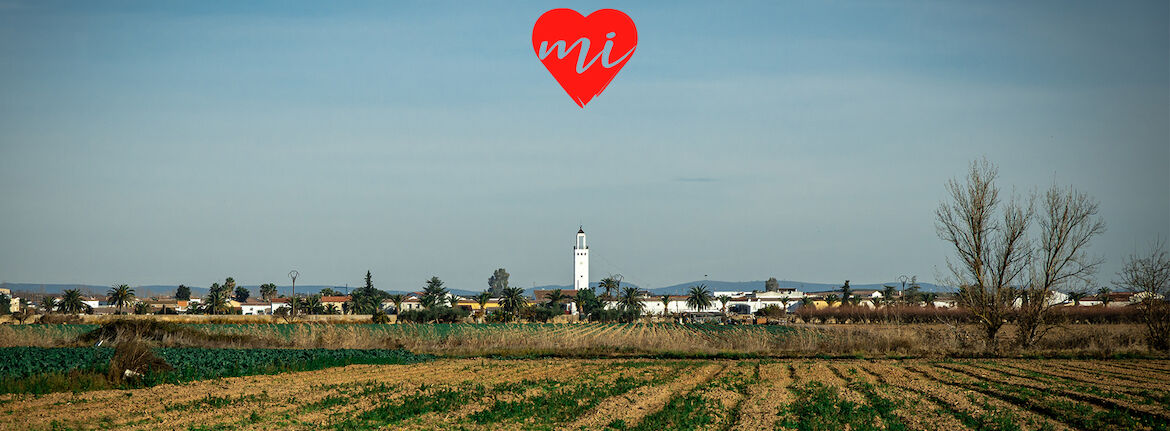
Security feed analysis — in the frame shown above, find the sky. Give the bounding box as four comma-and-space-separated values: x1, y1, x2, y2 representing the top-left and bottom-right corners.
0, 1, 1167, 293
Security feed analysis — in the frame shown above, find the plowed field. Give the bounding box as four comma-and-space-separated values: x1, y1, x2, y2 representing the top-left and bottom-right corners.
1, 358, 1167, 430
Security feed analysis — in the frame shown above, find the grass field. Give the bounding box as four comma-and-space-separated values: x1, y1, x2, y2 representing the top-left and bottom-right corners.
1, 357, 1167, 430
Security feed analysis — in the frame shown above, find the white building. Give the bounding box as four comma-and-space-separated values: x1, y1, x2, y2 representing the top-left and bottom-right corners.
573, 227, 589, 290
611, 289, 806, 316
239, 301, 272, 315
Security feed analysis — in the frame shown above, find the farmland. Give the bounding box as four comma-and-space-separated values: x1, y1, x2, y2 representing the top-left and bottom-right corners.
0, 322, 1152, 358
0, 322, 1167, 430
0, 357, 1167, 430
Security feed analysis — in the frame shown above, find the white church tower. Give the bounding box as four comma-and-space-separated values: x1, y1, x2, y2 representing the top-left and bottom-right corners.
573, 227, 589, 290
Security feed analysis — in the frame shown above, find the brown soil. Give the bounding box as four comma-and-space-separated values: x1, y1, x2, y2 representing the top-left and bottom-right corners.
3, 358, 1166, 430
567, 362, 724, 429
733, 362, 794, 430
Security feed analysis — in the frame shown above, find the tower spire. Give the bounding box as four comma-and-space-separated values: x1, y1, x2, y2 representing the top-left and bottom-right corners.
573, 227, 589, 290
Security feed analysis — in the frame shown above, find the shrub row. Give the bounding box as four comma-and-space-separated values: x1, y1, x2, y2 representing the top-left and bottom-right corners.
792, 305, 1142, 324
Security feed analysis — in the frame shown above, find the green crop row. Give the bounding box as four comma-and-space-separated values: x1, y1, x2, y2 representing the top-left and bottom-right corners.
0, 347, 433, 394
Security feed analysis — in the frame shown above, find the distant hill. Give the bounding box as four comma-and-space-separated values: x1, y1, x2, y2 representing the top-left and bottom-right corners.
2, 279, 952, 298
527, 280, 951, 296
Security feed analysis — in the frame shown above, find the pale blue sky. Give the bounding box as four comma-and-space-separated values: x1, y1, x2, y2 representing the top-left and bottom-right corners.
1, 1, 1166, 292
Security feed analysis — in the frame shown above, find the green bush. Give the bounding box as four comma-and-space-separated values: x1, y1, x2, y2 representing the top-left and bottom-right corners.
397, 306, 469, 323
520, 306, 560, 323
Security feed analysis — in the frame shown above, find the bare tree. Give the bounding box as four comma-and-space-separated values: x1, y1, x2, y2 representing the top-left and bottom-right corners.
936, 159, 1031, 351
1015, 185, 1105, 347
1116, 240, 1170, 352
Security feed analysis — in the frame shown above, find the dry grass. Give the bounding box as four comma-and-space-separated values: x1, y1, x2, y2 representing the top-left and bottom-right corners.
0, 321, 1161, 358
773, 323, 1153, 357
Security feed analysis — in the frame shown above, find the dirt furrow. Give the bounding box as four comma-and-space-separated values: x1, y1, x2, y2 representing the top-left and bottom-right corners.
131, 359, 574, 431
906, 363, 1084, 431
988, 360, 1169, 394
871, 361, 1068, 431
1061, 360, 1170, 384
733, 362, 794, 430
271, 360, 599, 430
567, 362, 724, 429
938, 362, 1170, 422
842, 362, 968, 431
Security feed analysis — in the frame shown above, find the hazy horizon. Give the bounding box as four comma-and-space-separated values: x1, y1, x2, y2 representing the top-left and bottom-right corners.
1, 1, 1167, 292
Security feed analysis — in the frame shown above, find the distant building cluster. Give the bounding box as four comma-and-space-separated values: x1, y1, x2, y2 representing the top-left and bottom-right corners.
0, 229, 1160, 322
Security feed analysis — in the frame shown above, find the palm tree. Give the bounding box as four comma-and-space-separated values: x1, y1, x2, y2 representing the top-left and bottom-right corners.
325, 304, 340, 315
921, 292, 939, 307
617, 287, 644, 313
39, 296, 57, 314
686, 284, 713, 312
659, 295, 672, 316
799, 297, 814, 308
387, 294, 406, 315
1096, 287, 1112, 307
545, 290, 568, 311
204, 283, 231, 315
107, 284, 135, 314
1067, 291, 1087, 307
598, 277, 620, 300
260, 283, 278, 302
825, 294, 840, 307
881, 285, 898, 307
447, 294, 461, 309
59, 289, 85, 315
473, 291, 492, 321
133, 302, 151, 315
305, 295, 323, 315
499, 286, 526, 320
779, 298, 791, 315
717, 295, 732, 316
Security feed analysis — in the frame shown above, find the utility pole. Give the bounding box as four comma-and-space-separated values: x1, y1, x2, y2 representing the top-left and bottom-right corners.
288, 270, 299, 317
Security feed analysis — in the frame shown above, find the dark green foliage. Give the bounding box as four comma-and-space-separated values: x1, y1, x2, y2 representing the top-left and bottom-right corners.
175, 285, 191, 301
58, 289, 86, 314
203, 282, 232, 315
498, 286, 526, 317
575, 289, 603, 318
488, 268, 509, 298
589, 308, 643, 323
420, 276, 448, 308
686, 284, 713, 312
397, 306, 469, 323
150, 348, 430, 383
470, 376, 647, 425
349, 271, 390, 315
778, 381, 889, 431
0, 347, 431, 394
233, 286, 250, 303
371, 308, 389, 324
520, 305, 560, 322
258, 283, 277, 302
0, 347, 114, 380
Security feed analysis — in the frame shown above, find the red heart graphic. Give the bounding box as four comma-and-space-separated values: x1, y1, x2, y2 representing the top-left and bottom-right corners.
532, 9, 637, 108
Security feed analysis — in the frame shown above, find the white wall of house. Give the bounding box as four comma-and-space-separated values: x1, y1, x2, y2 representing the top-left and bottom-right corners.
241, 304, 271, 315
